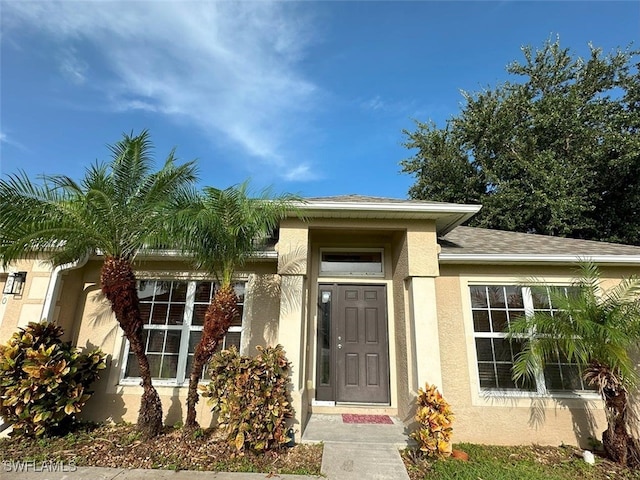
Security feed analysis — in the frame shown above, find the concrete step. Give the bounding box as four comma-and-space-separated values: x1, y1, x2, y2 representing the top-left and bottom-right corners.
301, 414, 412, 448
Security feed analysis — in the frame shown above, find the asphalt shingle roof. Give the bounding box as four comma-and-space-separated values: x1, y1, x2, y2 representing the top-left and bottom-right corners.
440, 226, 640, 256
304, 194, 455, 205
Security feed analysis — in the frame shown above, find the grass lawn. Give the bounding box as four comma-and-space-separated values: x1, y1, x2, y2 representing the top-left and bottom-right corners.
402, 443, 640, 480
0, 422, 322, 475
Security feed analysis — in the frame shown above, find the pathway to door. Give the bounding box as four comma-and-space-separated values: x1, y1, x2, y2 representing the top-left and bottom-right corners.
301, 414, 411, 480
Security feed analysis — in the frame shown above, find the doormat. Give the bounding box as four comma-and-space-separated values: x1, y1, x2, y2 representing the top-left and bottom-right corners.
342, 414, 393, 424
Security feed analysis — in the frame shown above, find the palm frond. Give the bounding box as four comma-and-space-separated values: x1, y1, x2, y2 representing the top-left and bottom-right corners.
0, 131, 198, 267
508, 262, 640, 393
174, 181, 300, 285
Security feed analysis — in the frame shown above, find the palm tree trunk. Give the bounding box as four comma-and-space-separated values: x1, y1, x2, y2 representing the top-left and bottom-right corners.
101, 256, 163, 439
185, 284, 239, 429
601, 385, 637, 466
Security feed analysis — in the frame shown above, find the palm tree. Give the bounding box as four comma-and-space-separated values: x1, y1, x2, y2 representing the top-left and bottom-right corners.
507, 262, 640, 466
174, 182, 299, 429
0, 130, 197, 438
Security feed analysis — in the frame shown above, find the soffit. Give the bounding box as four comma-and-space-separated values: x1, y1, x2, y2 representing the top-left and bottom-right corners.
293, 195, 481, 235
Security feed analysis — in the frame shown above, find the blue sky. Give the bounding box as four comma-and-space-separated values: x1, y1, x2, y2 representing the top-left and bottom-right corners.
1, 1, 638, 199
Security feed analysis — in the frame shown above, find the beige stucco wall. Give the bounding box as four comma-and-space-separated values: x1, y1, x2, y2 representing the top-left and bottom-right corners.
275, 218, 310, 434
435, 263, 616, 447
64, 257, 284, 427
0, 258, 58, 342
4, 237, 635, 449
388, 223, 442, 422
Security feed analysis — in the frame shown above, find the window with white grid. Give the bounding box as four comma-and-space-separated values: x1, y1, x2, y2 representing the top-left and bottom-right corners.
469, 285, 594, 394
122, 279, 245, 384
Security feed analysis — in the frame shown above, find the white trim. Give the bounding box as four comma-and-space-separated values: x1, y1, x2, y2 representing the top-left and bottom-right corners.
93, 249, 277, 262
296, 200, 481, 215
440, 254, 640, 265
292, 200, 481, 235
311, 400, 336, 407
119, 279, 246, 386
41, 254, 90, 322
459, 275, 604, 408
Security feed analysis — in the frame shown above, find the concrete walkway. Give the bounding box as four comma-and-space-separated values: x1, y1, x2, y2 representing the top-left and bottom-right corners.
302, 414, 411, 480
0, 467, 316, 479
0, 415, 411, 480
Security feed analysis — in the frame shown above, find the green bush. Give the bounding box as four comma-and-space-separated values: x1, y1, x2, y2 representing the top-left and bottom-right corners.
410, 383, 454, 458
201, 344, 292, 452
0, 322, 106, 437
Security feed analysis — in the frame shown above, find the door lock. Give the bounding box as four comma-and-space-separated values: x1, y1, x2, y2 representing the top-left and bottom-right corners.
337, 343, 343, 349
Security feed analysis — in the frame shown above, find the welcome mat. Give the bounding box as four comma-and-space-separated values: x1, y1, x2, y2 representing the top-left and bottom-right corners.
342, 414, 393, 424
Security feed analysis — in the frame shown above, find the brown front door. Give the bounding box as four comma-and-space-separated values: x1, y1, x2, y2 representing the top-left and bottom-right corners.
317, 284, 390, 404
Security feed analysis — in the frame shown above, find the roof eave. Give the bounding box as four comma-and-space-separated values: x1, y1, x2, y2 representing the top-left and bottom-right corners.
292, 201, 481, 234
97, 250, 279, 262
439, 253, 640, 266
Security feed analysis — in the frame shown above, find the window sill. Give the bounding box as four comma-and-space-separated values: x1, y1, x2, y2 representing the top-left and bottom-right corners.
479, 390, 600, 400
119, 379, 209, 388
473, 390, 601, 408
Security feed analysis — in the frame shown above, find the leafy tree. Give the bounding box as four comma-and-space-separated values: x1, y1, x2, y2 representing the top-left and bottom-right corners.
401, 39, 640, 244
172, 181, 299, 429
507, 263, 640, 466
0, 130, 197, 438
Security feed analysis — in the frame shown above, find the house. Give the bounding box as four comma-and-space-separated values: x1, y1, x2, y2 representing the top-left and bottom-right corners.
2, 195, 640, 446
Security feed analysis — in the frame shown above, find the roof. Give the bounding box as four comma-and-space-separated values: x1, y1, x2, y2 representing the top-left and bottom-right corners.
296, 195, 481, 235
439, 226, 640, 265
304, 194, 456, 205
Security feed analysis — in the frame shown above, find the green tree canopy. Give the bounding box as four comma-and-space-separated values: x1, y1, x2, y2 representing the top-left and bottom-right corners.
401, 39, 640, 244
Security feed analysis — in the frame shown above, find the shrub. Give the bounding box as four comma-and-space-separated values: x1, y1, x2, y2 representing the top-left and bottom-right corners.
201, 344, 292, 452
410, 383, 454, 458
0, 322, 106, 437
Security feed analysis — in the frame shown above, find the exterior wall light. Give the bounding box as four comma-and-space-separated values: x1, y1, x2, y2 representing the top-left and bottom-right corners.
3, 271, 27, 295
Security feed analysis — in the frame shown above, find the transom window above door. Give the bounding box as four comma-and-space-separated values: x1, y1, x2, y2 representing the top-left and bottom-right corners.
319, 249, 384, 277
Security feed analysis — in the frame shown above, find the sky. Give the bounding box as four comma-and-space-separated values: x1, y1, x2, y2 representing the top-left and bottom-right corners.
1, 1, 638, 199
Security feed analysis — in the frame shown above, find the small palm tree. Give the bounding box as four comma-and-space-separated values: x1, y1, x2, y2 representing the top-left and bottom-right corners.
0, 130, 197, 438
507, 262, 640, 466
174, 182, 299, 429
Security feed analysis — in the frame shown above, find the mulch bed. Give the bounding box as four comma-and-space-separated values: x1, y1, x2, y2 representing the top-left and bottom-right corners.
0, 423, 323, 475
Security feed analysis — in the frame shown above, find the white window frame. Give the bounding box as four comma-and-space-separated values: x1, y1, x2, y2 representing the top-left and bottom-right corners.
119, 279, 245, 387
319, 248, 385, 277
469, 283, 596, 397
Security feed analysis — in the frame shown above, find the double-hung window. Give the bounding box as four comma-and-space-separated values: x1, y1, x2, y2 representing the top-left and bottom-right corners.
470, 285, 593, 394
122, 279, 245, 385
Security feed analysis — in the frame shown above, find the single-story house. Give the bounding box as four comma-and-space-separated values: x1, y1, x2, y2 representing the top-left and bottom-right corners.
2, 195, 640, 446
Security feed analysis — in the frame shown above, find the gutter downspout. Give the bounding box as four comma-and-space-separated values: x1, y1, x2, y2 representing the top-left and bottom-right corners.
41, 254, 90, 323
0, 256, 90, 436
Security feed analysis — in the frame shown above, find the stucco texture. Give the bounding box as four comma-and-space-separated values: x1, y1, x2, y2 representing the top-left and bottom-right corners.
435, 264, 610, 447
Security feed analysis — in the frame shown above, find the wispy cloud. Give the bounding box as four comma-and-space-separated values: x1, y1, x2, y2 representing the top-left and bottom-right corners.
58, 47, 88, 85
3, 1, 318, 180
359, 94, 417, 117
283, 163, 319, 182
0, 131, 27, 151
362, 95, 385, 111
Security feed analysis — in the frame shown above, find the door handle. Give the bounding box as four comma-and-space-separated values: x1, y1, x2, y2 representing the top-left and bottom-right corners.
337, 343, 342, 349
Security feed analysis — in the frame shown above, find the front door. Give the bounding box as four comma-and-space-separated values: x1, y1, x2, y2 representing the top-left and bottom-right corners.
316, 284, 390, 404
